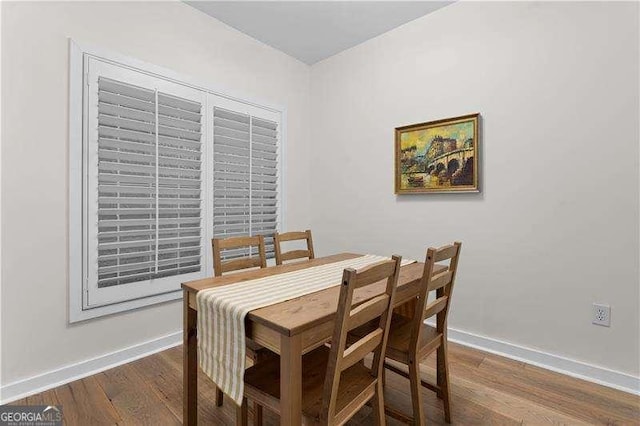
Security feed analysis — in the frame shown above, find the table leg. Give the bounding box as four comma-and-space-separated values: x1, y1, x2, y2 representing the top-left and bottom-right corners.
280, 333, 302, 425
183, 290, 198, 426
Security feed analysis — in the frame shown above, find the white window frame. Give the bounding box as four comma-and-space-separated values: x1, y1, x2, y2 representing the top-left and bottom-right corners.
69, 39, 286, 322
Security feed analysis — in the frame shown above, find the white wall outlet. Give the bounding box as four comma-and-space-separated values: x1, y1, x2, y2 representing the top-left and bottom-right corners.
592, 303, 611, 327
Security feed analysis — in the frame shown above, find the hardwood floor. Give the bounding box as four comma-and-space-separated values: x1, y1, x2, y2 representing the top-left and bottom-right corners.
7, 342, 639, 425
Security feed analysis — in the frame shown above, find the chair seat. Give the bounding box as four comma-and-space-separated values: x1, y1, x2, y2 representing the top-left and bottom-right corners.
244, 345, 376, 422
350, 313, 443, 363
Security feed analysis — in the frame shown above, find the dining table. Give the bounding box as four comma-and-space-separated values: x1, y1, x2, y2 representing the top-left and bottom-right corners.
182, 252, 444, 426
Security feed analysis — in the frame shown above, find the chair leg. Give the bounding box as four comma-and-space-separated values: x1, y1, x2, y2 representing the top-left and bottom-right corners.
371, 379, 386, 426
436, 344, 443, 400
236, 398, 248, 426
253, 402, 263, 426
437, 344, 452, 423
216, 386, 224, 407
382, 365, 387, 387
409, 359, 425, 426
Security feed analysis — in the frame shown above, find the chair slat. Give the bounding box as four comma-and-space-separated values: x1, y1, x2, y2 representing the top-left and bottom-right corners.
341, 328, 383, 371
434, 244, 458, 262
348, 294, 389, 330
351, 260, 397, 289
423, 296, 448, 320
427, 270, 453, 292
220, 257, 263, 274
278, 231, 309, 241
280, 249, 311, 262
217, 236, 263, 250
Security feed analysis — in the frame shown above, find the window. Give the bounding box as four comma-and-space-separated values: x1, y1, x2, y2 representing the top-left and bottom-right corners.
69, 41, 283, 321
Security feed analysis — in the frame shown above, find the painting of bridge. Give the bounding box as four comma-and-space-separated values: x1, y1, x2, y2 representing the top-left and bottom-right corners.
395, 113, 479, 194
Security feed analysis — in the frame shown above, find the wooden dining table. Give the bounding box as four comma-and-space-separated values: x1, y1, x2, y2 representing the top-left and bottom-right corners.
182, 252, 443, 426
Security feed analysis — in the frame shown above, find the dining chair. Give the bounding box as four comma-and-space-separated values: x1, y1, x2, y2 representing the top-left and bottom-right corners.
238, 255, 402, 426
211, 235, 270, 411
359, 242, 462, 425
273, 229, 315, 265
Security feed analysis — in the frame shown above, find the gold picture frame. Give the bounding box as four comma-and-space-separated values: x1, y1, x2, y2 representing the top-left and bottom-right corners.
395, 113, 480, 194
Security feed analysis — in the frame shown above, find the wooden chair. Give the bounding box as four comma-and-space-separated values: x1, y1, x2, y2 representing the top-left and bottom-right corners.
273, 229, 315, 265
212, 235, 267, 277
371, 242, 462, 425
211, 235, 270, 412
238, 255, 403, 426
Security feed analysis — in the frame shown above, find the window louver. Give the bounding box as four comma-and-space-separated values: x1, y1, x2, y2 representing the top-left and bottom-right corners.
213, 107, 278, 260
251, 117, 279, 255
97, 77, 203, 288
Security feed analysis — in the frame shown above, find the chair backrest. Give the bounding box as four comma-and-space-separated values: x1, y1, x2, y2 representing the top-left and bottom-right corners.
273, 229, 315, 265
411, 242, 462, 351
211, 235, 267, 277
321, 255, 402, 425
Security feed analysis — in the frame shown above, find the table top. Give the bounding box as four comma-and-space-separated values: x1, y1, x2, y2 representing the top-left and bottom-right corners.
182, 252, 438, 336
182, 253, 361, 292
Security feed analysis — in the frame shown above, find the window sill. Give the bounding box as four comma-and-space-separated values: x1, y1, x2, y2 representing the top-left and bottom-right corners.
69, 290, 182, 323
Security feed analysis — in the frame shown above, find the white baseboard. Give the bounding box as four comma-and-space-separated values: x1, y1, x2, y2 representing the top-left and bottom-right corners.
2, 325, 638, 406
440, 324, 640, 396
0, 331, 182, 405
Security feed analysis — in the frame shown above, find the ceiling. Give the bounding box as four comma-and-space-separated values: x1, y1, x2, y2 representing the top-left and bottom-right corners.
186, 1, 453, 64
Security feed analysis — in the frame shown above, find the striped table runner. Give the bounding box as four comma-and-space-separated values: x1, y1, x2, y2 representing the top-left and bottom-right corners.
196, 254, 415, 405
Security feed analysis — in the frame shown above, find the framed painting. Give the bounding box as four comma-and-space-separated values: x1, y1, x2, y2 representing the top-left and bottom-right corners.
395, 113, 480, 194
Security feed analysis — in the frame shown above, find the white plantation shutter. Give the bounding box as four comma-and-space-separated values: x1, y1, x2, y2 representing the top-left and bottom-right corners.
97, 77, 159, 288
155, 92, 203, 278
72, 50, 283, 318
85, 59, 207, 307
213, 108, 251, 259
97, 82, 204, 285
212, 105, 280, 261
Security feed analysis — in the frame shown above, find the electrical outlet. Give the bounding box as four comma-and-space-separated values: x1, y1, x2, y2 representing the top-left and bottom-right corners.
592, 303, 610, 327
